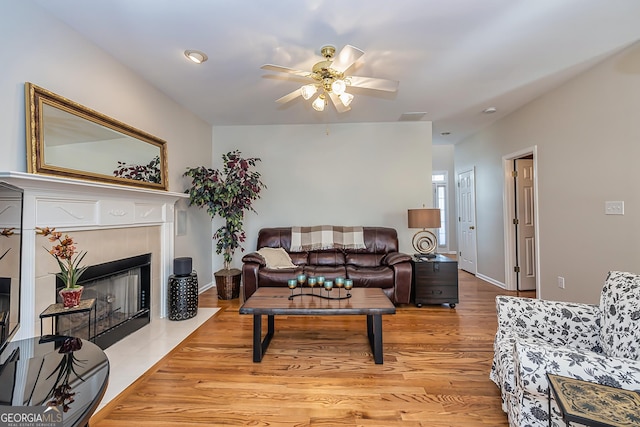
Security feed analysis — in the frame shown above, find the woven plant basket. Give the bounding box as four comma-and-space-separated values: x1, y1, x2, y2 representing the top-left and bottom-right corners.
214, 268, 241, 300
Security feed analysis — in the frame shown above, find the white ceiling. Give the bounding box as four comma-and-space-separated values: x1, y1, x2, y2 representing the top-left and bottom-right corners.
33, 0, 640, 144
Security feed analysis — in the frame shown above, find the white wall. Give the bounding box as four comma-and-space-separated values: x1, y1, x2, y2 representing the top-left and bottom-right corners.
211, 122, 433, 272
0, 3, 214, 287
455, 41, 640, 304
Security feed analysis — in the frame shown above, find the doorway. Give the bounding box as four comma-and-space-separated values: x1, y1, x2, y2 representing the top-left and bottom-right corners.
502, 147, 539, 293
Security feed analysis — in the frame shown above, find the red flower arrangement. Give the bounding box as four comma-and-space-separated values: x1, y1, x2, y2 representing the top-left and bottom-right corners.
36, 227, 88, 289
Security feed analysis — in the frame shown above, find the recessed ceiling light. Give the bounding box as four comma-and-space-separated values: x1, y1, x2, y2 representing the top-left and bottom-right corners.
184, 50, 208, 64
483, 107, 497, 114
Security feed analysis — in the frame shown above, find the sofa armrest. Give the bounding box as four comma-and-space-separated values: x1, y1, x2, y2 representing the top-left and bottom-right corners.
495, 295, 601, 349
242, 252, 266, 266
382, 253, 412, 304
242, 252, 266, 300
382, 252, 412, 266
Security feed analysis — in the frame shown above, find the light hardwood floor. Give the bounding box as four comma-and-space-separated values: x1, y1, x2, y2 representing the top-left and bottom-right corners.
91, 271, 533, 427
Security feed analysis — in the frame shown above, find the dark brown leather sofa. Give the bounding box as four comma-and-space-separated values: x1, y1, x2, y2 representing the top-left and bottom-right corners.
241, 227, 412, 304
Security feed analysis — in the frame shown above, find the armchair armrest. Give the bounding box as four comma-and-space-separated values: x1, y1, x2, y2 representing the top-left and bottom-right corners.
509, 336, 640, 427
495, 295, 601, 350
514, 335, 640, 398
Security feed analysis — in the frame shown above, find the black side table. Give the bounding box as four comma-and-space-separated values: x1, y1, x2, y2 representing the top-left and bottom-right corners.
40, 298, 97, 342
547, 373, 640, 427
411, 255, 458, 308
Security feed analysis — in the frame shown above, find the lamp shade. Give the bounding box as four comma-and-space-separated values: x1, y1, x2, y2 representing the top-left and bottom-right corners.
312, 95, 326, 111
408, 208, 441, 229
339, 92, 354, 107
300, 84, 317, 100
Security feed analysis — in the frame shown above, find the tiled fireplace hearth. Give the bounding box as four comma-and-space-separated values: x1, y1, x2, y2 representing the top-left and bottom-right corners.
0, 172, 187, 341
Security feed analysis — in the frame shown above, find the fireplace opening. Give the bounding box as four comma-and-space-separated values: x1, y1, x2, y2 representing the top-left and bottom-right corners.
55, 253, 151, 350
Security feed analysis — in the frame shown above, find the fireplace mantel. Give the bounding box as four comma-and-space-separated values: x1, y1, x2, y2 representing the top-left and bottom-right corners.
0, 171, 188, 340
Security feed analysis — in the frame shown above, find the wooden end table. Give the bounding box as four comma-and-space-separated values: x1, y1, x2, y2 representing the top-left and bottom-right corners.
547, 373, 640, 427
239, 287, 396, 364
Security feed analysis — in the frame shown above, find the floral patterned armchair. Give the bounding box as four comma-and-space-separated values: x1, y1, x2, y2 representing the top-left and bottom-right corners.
490, 271, 640, 427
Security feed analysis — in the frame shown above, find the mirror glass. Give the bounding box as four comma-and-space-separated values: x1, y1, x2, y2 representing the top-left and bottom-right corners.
0, 182, 22, 352
26, 83, 168, 190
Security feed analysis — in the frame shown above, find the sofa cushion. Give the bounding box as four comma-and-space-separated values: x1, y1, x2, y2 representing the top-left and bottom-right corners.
345, 253, 384, 268
361, 228, 399, 253
308, 251, 346, 266
258, 267, 304, 287
599, 270, 640, 360
257, 247, 296, 269
289, 252, 309, 265
303, 266, 347, 280
346, 265, 394, 288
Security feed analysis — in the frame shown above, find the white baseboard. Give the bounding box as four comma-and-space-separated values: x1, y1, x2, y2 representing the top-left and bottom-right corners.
198, 281, 215, 293
476, 273, 506, 289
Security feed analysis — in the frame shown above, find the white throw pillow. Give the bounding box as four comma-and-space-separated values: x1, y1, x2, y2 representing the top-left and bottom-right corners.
257, 247, 296, 269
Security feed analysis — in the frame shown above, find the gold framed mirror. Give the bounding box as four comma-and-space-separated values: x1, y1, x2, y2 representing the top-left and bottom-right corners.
25, 82, 168, 190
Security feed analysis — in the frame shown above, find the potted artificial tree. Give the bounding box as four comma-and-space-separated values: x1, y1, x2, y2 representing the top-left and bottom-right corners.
184, 150, 266, 299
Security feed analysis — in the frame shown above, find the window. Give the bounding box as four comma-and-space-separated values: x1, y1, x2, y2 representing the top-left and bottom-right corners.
432, 172, 448, 249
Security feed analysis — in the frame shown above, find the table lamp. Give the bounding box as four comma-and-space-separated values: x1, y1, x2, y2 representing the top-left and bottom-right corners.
408, 208, 441, 259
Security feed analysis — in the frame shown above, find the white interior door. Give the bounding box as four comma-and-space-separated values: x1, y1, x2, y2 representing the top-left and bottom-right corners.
458, 169, 477, 274
515, 159, 536, 290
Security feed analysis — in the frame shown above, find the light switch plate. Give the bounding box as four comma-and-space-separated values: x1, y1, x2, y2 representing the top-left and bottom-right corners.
605, 201, 624, 215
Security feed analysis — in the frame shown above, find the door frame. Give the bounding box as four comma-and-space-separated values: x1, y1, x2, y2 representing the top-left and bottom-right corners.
502, 146, 540, 293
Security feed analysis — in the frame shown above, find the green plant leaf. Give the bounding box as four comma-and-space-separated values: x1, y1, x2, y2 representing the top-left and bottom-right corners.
184, 150, 266, 269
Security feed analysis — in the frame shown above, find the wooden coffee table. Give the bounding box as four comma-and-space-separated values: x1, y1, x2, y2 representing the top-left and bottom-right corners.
239, 287, 396, 364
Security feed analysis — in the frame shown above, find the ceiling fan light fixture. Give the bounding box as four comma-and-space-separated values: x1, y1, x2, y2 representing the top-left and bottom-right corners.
331, 79, 347, 95
312, 94, 326, 111
339, 92, 354, 107
262, 44, 398, 114
184, 50, 208, 64
300, 84, 317, 100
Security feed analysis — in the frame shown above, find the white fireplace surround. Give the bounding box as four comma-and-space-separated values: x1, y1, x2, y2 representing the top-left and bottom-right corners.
0, 171, 188, 341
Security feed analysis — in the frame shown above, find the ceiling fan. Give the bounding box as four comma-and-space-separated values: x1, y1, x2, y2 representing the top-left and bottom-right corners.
261, 45, 399, 113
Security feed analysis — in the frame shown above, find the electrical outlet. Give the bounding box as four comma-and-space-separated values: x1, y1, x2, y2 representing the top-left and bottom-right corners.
605, 201, 624, 215
557, 276, 565, 289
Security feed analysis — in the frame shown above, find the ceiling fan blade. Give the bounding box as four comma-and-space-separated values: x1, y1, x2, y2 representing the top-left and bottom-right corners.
331, 45, 364, 73
261, 64, 312, 78
348, 75, 399, 92
328, 92, 351, 113
275, 88, 302, 104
